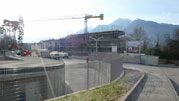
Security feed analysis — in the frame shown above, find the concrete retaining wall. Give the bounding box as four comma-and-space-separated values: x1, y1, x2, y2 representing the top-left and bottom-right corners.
88, 52, 123, 87
0, 64, 65, 101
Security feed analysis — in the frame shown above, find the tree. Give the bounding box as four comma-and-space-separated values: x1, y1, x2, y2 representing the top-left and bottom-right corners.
171, 28, 179, 65
153, 33, 161, 56
0, 17, 24, 54
131, 26, 147, 41
130, 26, 149, 51
174, 28, 179, 41
0, 36, 16, 51
17, 16, 24, 45
161, 28, 179, 65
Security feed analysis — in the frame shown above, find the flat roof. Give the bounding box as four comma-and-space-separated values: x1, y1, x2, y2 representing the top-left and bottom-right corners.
86, 30, 125, 35
69, 30, 125, 36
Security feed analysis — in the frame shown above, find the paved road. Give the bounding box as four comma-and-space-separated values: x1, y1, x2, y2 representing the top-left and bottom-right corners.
124, 63, 179, 101
159, 65, 179, 96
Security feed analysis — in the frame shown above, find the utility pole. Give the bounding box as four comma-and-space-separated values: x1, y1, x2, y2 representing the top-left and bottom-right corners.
89, 36, 103, 53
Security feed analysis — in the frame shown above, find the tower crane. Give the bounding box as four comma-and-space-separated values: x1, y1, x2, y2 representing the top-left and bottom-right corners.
38, 14, 104, 33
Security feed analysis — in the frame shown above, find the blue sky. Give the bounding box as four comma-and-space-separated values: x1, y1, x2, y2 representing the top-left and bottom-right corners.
0, 0, 179, 42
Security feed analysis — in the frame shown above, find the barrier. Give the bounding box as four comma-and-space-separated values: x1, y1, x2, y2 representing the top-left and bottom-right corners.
140, 55, 159, 66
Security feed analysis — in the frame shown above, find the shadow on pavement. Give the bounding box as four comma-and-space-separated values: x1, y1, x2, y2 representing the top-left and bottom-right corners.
170, 79, 179, 96
65, 82, 74, 94
126, 74, 148, 101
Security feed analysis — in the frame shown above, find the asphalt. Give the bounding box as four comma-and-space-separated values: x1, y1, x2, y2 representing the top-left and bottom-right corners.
159, 65, 179, 97
124, 63, 179, 101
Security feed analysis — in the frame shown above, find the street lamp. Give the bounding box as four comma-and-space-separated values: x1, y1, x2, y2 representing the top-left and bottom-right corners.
89, 36, 104, 53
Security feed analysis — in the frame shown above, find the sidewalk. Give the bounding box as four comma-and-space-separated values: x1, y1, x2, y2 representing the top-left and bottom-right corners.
123, 63, 178, 101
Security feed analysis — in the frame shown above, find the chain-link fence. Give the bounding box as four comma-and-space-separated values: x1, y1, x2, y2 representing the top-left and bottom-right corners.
65, 52, 123, 94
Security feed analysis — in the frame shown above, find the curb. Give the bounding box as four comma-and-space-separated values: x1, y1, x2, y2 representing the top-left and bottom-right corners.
168, 78, 179, 101
119, 72, 145, 101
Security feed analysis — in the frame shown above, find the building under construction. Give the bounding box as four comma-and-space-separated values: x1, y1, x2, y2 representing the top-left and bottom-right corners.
59, 30, 125, 55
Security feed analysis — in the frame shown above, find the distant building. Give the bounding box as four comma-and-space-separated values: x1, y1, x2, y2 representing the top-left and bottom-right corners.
40, 40, 60, 51
31, 43, 43, 51
31, 39, 60, 51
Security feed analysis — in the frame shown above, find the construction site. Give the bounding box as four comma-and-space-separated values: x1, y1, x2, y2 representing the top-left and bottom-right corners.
0, 14, 126, 101
0, 13, 179, 101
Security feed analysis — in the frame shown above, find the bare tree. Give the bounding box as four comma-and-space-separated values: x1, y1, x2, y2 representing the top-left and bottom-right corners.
131, 26, 147, 41
0, 17, 24, 53
130, 26, 149, 50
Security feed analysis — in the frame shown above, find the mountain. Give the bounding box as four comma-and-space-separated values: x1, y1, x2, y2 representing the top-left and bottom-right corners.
125, 19, 179, 38
76, 26, 94, 34
77, 18, 179, 43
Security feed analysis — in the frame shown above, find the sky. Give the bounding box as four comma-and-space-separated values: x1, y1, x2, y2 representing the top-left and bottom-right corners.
0, 0, 179, 43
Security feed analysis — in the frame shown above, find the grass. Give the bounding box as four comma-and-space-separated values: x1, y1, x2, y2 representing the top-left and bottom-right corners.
48, 80, 127, 101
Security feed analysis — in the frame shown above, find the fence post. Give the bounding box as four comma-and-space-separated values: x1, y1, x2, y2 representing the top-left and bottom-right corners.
86, 57, 89, 89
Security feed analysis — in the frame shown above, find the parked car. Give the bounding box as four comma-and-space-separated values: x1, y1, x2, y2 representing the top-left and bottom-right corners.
50, 51, 69, 59
58, 52, 69, 59
50, 53, 60, 59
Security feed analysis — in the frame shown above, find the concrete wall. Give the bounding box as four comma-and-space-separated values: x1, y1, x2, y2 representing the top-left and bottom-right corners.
88, 52, 123, 87
0, 65, 65, 101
